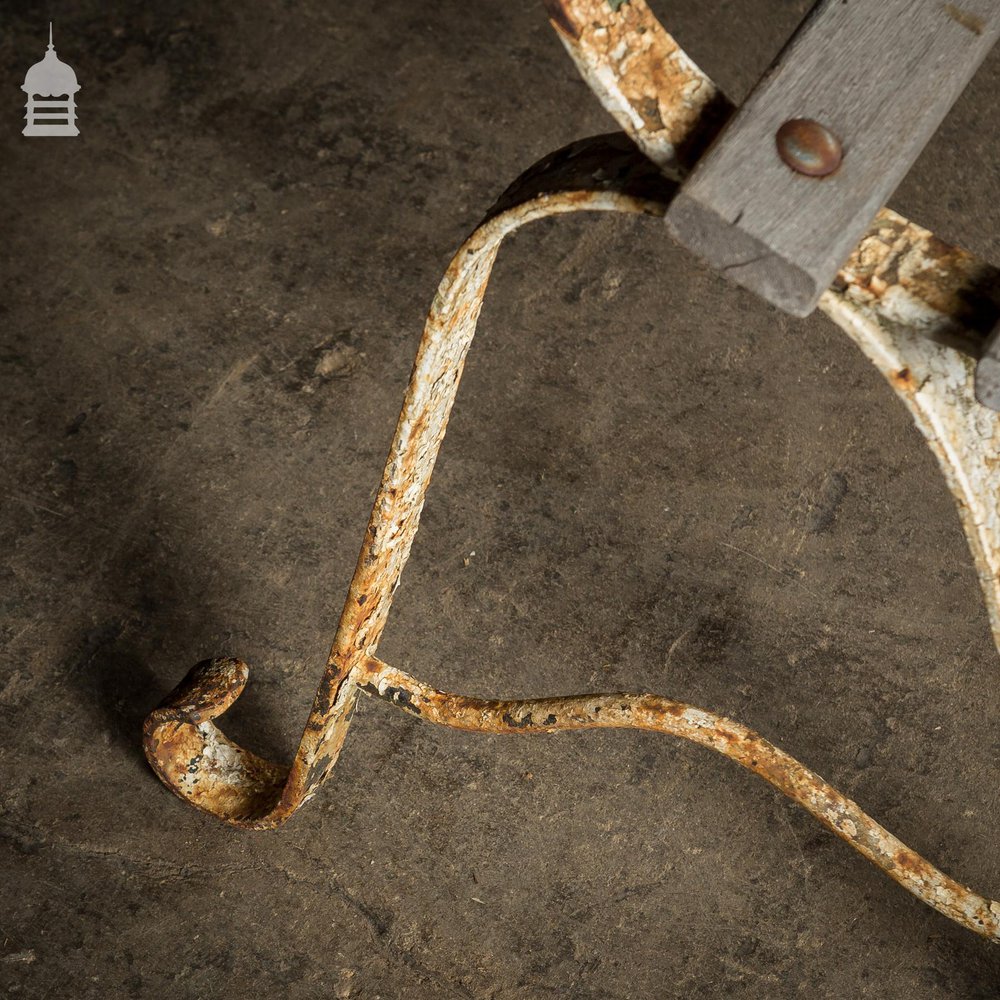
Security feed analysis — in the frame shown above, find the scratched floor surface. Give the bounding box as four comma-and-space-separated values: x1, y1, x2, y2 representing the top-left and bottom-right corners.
2, 1, 1000, 997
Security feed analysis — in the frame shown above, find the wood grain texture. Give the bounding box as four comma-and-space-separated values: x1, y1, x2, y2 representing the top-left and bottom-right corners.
664, 0, 999, 316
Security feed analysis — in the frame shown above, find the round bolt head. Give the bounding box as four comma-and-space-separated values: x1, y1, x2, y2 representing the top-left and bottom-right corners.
775, 118, 843, 177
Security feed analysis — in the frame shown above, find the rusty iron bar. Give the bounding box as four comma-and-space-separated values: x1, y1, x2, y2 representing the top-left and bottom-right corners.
358, 655, 1000, 940
144, 133, 677, 828
146, 0, 1000, 945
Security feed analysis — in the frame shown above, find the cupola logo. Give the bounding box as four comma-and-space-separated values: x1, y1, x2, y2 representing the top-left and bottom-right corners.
22, 23, 80, 136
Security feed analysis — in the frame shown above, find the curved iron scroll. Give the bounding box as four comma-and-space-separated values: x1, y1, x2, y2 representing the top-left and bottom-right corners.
146, 0, 1000, 943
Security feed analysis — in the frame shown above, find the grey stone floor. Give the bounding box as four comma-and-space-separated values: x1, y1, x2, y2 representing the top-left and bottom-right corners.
2, 1, 1000, 996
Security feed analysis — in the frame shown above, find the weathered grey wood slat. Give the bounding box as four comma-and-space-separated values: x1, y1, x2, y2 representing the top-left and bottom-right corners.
976, 319, 1000, 408
664, 0, 1000, 317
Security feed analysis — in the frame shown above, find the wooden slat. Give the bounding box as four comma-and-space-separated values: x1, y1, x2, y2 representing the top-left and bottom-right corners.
664, 0, 999, 316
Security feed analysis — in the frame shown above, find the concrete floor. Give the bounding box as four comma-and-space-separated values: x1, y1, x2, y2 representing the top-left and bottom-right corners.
2, 1, 1000, 996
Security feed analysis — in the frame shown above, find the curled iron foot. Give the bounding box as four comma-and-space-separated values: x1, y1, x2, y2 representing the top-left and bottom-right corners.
146, 0, 1000, 946
144, 658, 288, 828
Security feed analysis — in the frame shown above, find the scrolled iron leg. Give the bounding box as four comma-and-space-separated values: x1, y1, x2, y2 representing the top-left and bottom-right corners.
143, 133, 677, 829
144, 127, 1000, 940
146, 0, 1000, 945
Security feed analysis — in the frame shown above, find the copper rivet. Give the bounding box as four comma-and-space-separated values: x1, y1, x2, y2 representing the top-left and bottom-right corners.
775, 118, 843, 177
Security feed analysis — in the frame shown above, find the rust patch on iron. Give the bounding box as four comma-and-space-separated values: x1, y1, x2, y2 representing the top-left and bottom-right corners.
891, 367, 914, 391
543, 0, 580, 39
547, 0, 734, 172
